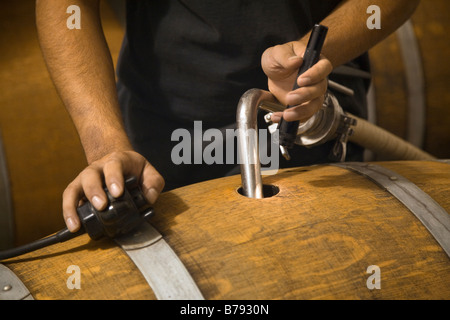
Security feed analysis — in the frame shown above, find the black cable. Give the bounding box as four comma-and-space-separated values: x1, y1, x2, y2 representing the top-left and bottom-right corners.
0, 227, 85, 261
0, 176, 151, 261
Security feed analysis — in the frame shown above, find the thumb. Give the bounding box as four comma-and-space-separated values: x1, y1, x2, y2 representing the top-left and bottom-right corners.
262, 43, 303, 80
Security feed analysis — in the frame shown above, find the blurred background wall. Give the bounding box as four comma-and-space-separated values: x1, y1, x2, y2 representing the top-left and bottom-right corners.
0, 0, 449, 248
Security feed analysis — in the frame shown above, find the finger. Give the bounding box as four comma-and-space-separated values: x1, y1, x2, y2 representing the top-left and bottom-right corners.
62, 180, 84, 232
269, 112, 283, 123
103, 151, 164, 204
262, 44, 303, 80
80, 166, 108, 211
103, 153, 125, 198
283, 96, 324, 122
297, 57, 333, 86
140, 162, 165, 204
286, 78, 327, 107
273, 44, 303, 70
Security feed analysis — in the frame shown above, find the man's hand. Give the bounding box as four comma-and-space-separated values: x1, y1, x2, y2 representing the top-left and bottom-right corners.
261, 41, 333, 123
35, 0, 165, 233
62, 151, 165, 232
262, 0, 420, 123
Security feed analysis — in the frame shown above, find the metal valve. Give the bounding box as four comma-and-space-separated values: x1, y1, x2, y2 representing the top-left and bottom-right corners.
263, 91, 357, 162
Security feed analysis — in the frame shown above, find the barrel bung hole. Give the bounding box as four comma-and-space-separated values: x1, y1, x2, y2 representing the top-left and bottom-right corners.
237, 184, 280, 198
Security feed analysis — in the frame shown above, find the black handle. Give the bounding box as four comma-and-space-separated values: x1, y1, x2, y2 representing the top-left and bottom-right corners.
277, 24, 328, 155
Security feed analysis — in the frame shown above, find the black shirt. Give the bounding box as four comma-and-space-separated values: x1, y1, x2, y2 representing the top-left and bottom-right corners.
117, 0, 351, 126
115, 0, 370, 190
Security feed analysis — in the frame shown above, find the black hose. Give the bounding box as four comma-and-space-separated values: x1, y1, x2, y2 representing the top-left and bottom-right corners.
0, 227, 85, 261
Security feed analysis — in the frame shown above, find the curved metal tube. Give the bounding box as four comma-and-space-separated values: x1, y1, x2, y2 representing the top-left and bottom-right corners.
236, 89, 279, 198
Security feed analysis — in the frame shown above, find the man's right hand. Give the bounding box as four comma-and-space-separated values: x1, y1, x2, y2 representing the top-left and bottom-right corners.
35, 1, 164, 232
62, 150, 165, 232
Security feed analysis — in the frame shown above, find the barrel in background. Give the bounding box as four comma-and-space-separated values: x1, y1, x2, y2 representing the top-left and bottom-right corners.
369, 0, 450, 159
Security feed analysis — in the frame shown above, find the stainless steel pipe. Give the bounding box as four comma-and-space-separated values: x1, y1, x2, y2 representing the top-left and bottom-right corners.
236, 89, 279, 198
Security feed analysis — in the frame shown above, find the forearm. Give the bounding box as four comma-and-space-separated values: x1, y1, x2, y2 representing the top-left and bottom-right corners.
36, 0, 132, 163
302, 0, 420, 68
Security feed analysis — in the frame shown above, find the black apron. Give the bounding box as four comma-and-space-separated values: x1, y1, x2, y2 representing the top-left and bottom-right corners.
116, 0, 370, 190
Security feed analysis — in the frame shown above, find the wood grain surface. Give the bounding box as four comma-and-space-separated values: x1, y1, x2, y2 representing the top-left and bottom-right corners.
4, 161, 450, 300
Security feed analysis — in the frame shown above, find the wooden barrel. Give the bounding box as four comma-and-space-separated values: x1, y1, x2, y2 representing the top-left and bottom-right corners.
2, 160, 449, 300
369, 0, 450, 159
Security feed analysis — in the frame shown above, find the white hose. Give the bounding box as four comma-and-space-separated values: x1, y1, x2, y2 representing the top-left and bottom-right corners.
347, 113, 436, 160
